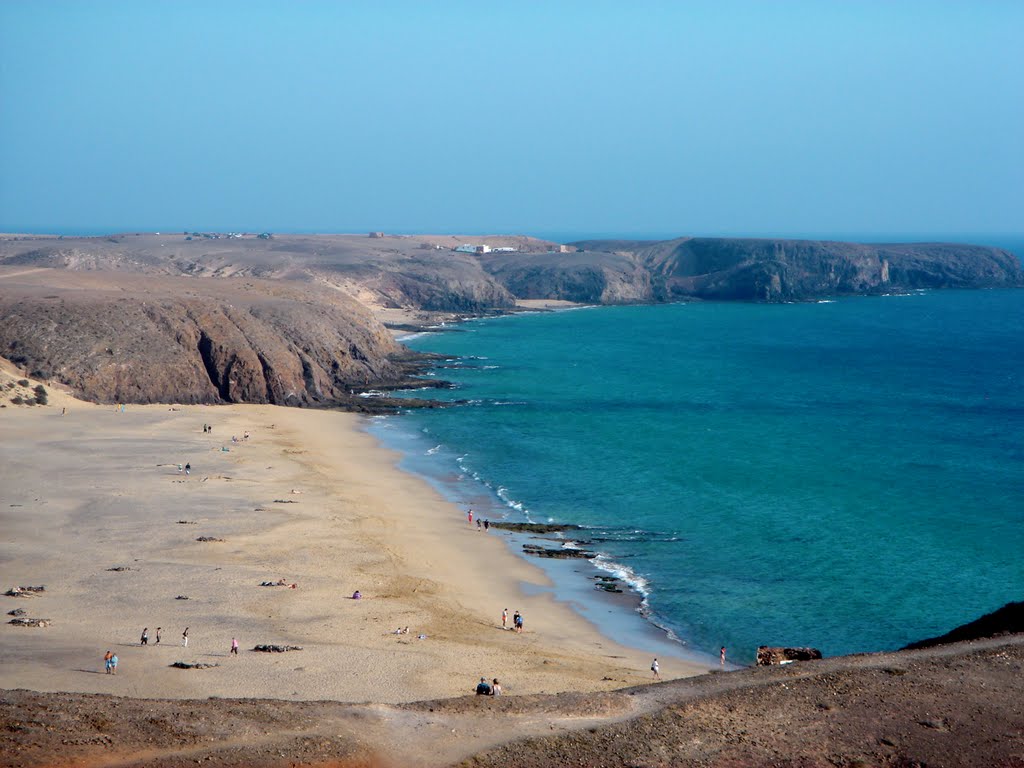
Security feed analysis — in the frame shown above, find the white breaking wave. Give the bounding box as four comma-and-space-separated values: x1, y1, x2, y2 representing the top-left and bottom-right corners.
591, 554, 651, 599
426, 445, 442, 455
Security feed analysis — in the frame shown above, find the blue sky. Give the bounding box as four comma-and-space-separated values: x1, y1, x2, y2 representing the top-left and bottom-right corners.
1, 1, 1021, 240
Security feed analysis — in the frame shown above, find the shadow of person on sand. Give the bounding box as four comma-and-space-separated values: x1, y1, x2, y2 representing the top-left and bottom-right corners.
74, 669, 106, 675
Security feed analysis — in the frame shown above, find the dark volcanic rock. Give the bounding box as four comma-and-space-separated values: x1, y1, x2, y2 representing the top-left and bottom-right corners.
756, 646, 823, 665
903, 600, 1024, 650
488, 522, 583, 533
522, 543, 594, 559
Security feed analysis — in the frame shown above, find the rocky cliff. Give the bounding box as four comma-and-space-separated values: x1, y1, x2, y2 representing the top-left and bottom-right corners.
1, 232, 1020, 405
0, 269, 406, 405
489, 236, 1024, 302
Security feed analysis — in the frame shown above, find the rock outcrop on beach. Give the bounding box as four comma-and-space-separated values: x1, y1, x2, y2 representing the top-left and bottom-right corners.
1, 232, 1020, 404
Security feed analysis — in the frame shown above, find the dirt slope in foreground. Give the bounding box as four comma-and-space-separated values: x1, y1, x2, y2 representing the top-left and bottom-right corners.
3, 636, 1022, 768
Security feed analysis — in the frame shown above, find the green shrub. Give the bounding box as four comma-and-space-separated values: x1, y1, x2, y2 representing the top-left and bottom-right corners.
17, 379, 29, 386
11, 396, 24, 405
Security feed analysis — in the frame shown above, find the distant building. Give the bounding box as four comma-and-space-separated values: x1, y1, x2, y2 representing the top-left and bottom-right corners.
492, 246, 517, 252
257, 232, 273, 239
551, 244, 571, 253
369, 231, 385, 238
475, 245, 491, 254
455, 244, 488, 254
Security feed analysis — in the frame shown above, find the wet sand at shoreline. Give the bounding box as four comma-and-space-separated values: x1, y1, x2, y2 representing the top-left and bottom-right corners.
0, 385, 710, 703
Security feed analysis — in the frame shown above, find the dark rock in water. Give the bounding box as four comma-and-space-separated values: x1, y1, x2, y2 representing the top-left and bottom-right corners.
903, 601, 1024, 650
756, 646, 823, 665
522, 543, 594, 559
9, 617, 51, 627
593, 575, 624, 592
171, 661, 219, 669
253, 644, 303, 653
489, 522, 583, 533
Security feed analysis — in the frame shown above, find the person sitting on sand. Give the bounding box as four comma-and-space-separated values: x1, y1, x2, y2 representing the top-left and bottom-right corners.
352, 590, 361, 600
491, 679, 502, 696
184, 462, 190, 475
475, 678, 492, 695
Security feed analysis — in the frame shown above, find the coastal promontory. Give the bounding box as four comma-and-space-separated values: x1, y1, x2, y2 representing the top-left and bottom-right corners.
1, 232, 1020, 404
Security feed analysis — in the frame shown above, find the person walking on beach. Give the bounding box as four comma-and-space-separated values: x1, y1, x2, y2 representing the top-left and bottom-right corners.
467, 509, 473, 525
155, 627, 161, 644
230, 637, 239, 655
483, 519, 489, 531
477, 519, 482, 531
651, 658, 660, 680
182, 627, 189, 647
720, 646, 727, 666
110, 653, 118, 674
513, 611, 523, 633
501, 608, 508, 628
140, 627, 149, 645
104, 650, 113, 674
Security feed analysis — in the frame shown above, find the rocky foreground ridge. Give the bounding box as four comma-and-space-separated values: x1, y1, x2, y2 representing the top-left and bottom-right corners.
0, 232, 1020, 404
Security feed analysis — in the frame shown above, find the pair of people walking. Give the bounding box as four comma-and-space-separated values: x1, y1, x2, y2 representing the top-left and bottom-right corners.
103, 650, 118, 674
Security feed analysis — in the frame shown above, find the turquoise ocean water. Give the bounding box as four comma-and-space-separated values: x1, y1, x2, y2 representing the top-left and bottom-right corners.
370, 289, 1023, 664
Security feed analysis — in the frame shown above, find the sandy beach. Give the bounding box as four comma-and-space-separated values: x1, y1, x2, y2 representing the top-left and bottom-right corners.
0, 376, 710, 704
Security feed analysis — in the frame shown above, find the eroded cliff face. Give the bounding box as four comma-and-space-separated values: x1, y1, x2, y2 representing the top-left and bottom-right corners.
1, 232, 1020, 405
0, 272, 405, 405
490, 237, 1024, 303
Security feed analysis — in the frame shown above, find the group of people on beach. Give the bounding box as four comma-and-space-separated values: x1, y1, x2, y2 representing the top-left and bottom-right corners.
501, 608, 524, 633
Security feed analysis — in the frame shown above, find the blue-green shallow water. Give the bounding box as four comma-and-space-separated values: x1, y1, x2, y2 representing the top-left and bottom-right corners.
370, 290, 1024, 665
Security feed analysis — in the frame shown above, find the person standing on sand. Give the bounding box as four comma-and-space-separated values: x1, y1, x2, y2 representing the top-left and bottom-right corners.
104, 650, 113, 673
182, 627, 189, 647
513, 611, 523, 633
720, 646, 726, 666
155, 627, 161, 644
184, 462, 190, 475
502, 608, 508, 628
140, 627, 148, 645
110, 653, 118, 674
468, 509, 473, 525
651, 658, 660, 679
230, 637, 239, 655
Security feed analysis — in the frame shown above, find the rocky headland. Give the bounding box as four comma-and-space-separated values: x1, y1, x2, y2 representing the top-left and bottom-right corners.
1, 232, 1020, 405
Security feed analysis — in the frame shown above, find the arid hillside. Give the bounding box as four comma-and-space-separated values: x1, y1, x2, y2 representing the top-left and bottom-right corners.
2, 636, 1022, 768
1, 232, 1020, 404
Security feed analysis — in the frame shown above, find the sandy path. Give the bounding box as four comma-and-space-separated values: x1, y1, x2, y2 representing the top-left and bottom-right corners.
0, 388, 710, 705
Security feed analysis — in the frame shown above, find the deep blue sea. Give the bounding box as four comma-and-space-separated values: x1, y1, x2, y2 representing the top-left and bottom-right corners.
370, 289, 1023, 665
